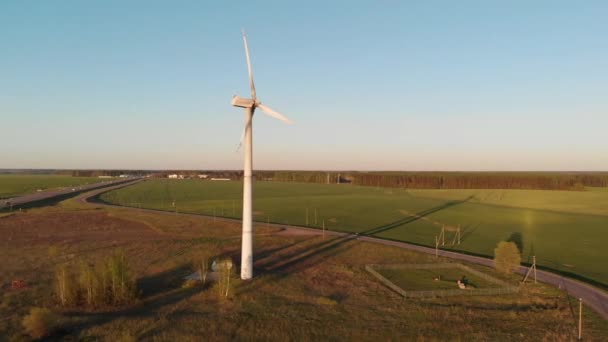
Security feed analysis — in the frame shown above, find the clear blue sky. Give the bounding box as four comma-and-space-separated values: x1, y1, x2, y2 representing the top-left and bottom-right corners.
1, 1, 607, 170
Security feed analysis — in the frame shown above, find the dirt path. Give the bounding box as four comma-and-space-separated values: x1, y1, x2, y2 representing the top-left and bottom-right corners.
81, 183, 608, 320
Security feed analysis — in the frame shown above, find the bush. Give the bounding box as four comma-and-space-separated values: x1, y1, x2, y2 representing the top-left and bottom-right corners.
494, 241, 521, 274
22, 307, 59, 339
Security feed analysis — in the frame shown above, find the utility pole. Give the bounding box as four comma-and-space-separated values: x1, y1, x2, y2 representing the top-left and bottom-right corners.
435, 235, 439, 258
322, 219, 325, 240
533, 256, 537, 284
522, 255, 538, 284
578, 298, 583, 340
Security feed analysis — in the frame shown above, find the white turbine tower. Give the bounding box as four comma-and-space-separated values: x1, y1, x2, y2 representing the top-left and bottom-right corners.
232, 31, 293, 280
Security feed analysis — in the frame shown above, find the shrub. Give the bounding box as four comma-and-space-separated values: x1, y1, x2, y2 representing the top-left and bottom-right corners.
494, 241, 521, 274
22, 307, 59, 339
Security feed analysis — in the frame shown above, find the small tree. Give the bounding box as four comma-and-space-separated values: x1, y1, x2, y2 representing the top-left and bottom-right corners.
55, 264, 75, 306
196, 255, 210, 286
215, 257, 233, 298
22, 307, 59, 339
494, 241, 521, 274
79, 261, 100, 306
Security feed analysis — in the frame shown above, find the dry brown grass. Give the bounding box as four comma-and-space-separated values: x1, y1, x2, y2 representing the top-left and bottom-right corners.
0, 199, 607, 341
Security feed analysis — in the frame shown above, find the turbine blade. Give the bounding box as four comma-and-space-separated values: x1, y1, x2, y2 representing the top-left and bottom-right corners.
257, 103, 293, 124
242, 31, 256, 100
236, 111, 253, 151
236, 125, 246, 152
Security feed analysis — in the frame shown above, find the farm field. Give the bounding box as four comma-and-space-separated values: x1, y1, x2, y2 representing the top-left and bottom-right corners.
101, 180, 608, 286
407, 187, 608, 216
0, 175, 98, 199
1, 197, 607, 340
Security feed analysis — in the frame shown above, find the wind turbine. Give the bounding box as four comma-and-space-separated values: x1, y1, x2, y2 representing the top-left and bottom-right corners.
232, 31, 293, 280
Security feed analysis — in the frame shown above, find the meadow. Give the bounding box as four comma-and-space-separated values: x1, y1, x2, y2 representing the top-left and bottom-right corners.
1, 194, 606, 340
101, 180, 608, 286
0, 175, 98, 199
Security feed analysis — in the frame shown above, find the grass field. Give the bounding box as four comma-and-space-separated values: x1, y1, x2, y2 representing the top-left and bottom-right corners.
0, 175, 98, 199
100, 180, 608, 286
378, 267, 500, 291
1, 197, 607, 340
408, 187, 608, 216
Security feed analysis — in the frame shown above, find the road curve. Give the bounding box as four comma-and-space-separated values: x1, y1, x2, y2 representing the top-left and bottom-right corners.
0, 178, 142, 211
80, 183, 608, 320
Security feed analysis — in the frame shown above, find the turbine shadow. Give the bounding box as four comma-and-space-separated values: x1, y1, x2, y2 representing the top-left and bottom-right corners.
360, 196, 473, 237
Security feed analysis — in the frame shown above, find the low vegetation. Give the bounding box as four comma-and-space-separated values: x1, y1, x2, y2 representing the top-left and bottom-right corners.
22, 307, 60, 339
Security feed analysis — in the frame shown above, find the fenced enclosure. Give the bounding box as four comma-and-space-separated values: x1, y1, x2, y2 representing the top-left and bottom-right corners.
366, 263, 519, 299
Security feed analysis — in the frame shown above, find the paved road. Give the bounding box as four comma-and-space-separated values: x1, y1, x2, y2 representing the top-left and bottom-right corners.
77, 183, 608, 320
0, 177, 141, 211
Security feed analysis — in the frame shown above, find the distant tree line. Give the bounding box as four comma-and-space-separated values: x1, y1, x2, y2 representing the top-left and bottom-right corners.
68, 170, 149, 177
63, 169, 608, 190
253, 171, 608, 190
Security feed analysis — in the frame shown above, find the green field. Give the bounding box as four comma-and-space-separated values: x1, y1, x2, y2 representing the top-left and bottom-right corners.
0, 175, 98, 199
378, 267, 500, 291
100, 180, 608, 286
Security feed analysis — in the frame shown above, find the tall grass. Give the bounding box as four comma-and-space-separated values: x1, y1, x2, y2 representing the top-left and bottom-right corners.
56, 250, 137, 308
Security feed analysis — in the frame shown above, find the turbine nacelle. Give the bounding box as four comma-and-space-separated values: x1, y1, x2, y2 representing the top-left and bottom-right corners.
231, 95, 255, 109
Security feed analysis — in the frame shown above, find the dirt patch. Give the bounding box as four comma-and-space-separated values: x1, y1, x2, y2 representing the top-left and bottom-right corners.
0, 210, 163, 249
275, 228, 322, 236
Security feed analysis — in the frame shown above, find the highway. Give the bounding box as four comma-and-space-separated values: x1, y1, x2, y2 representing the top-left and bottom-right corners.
0, 177, 142, 211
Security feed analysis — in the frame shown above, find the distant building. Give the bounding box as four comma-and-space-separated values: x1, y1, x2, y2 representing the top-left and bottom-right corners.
210, 178, 230, 181
98, 175, 113, 179
119, 174, 129, 178
168, 174, 179, 179
198, 174, 209, 179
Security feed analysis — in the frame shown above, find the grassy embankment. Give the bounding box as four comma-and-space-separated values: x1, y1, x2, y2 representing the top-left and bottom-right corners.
0, 175, 98, 199
100, 180, 608, 286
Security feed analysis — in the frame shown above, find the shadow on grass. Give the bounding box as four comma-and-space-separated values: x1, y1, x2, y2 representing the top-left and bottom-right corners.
360, 196, 473, 237
459, 223, 479, 244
